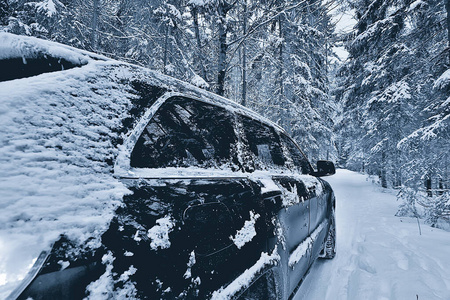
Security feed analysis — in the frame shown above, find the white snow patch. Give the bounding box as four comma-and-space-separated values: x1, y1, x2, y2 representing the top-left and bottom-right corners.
35, 0, 58, 17
230, 211, 260, 249
183, 251, 196, 279
0, 32, 94, 63
289, 220, 326, 267
298, 175, 323, 196
166, 4, 182, 20
57, 260, 70, 271
147, 215, 175, 250
0, 54, 132, 297
133, 230, 142, 242
84, 252, 115, 299
279, 182, 301, 207
188, 0, 215, 6
84, 253, 138, 299
408, 0, 425, 11
118, 265, 137, 282
259, 178, 280, 194
190, 74, 209, 89
210, 247, 280, 300
434, 69, 450, 90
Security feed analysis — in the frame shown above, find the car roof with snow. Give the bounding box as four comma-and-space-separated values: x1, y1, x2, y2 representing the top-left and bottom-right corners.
0, 32, 292, 298
0, 32, 284, 129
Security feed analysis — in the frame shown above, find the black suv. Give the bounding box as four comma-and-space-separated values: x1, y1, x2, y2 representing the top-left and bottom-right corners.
2, 33, 336, 300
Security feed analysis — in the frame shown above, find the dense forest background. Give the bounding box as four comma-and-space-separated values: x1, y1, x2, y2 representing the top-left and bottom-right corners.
0, 0, 448, 228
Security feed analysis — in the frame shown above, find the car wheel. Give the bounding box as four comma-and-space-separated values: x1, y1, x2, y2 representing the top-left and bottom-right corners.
319, 210, 336, 259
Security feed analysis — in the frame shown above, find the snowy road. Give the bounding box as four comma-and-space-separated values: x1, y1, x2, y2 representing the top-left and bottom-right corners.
294, 169, 450, 300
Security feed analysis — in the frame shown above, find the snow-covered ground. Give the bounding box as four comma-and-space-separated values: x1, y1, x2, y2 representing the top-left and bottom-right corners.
294, 169, 450, 300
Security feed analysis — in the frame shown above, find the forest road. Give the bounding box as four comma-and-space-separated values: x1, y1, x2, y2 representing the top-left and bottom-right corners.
293, 169, 450, 300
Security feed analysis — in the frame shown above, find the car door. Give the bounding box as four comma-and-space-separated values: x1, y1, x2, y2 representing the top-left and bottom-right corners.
280, 135, 330, 263
309, 179, 330, 261
237, 116, 315, 297
279, 133, 326, 295
271, 176, 311, 295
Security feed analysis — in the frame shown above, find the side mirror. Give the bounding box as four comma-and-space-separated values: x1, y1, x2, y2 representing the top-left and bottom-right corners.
313, 160, 335, 177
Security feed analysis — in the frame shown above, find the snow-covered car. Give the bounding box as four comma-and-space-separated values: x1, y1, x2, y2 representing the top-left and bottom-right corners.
1, 33, 336, 300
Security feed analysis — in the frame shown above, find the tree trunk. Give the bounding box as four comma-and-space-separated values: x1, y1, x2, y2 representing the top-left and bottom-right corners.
217, 4, 228, 96
446, 0, 450, 63
425, 176, 432, 197
438, 178, 444, 196
278, 16, 283, 103
163, 24, 170, 74
241, 0, 247, 106
192, 7, 208, 82
216, 1, 234, 96
381, 152, 387, 188
91, 0, 100, 51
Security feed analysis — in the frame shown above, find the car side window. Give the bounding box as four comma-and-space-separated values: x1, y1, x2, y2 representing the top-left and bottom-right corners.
280, 134, 312, 174
239, 115, 286, 170
130, 96, 238, 168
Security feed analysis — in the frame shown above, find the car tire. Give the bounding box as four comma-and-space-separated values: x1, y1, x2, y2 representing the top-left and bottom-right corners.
319, 210, 336, 259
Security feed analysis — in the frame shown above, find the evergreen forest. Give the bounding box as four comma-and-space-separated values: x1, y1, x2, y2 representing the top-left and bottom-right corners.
1, 0, 449, 229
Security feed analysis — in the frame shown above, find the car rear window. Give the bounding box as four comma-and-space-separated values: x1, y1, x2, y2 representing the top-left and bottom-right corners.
130, 96, 238, 169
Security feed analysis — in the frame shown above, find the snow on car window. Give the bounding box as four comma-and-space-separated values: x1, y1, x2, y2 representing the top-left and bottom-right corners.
130, 96, 238, 169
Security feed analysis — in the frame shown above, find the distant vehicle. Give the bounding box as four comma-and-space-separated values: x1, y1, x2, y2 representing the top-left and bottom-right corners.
2, 33, 336, 300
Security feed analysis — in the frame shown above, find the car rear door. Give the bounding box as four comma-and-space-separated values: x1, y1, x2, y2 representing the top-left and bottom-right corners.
309, 179, 330, 260
279, 133, 327, 295
237, 116, 316, 296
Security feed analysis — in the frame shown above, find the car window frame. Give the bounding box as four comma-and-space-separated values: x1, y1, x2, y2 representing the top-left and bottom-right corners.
114, 91, 314, 178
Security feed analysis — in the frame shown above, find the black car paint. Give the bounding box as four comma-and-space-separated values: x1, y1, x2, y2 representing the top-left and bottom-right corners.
15, 177, 334, 300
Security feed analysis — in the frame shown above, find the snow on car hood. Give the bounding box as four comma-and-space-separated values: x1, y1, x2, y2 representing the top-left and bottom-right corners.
0, 50, 134, 297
